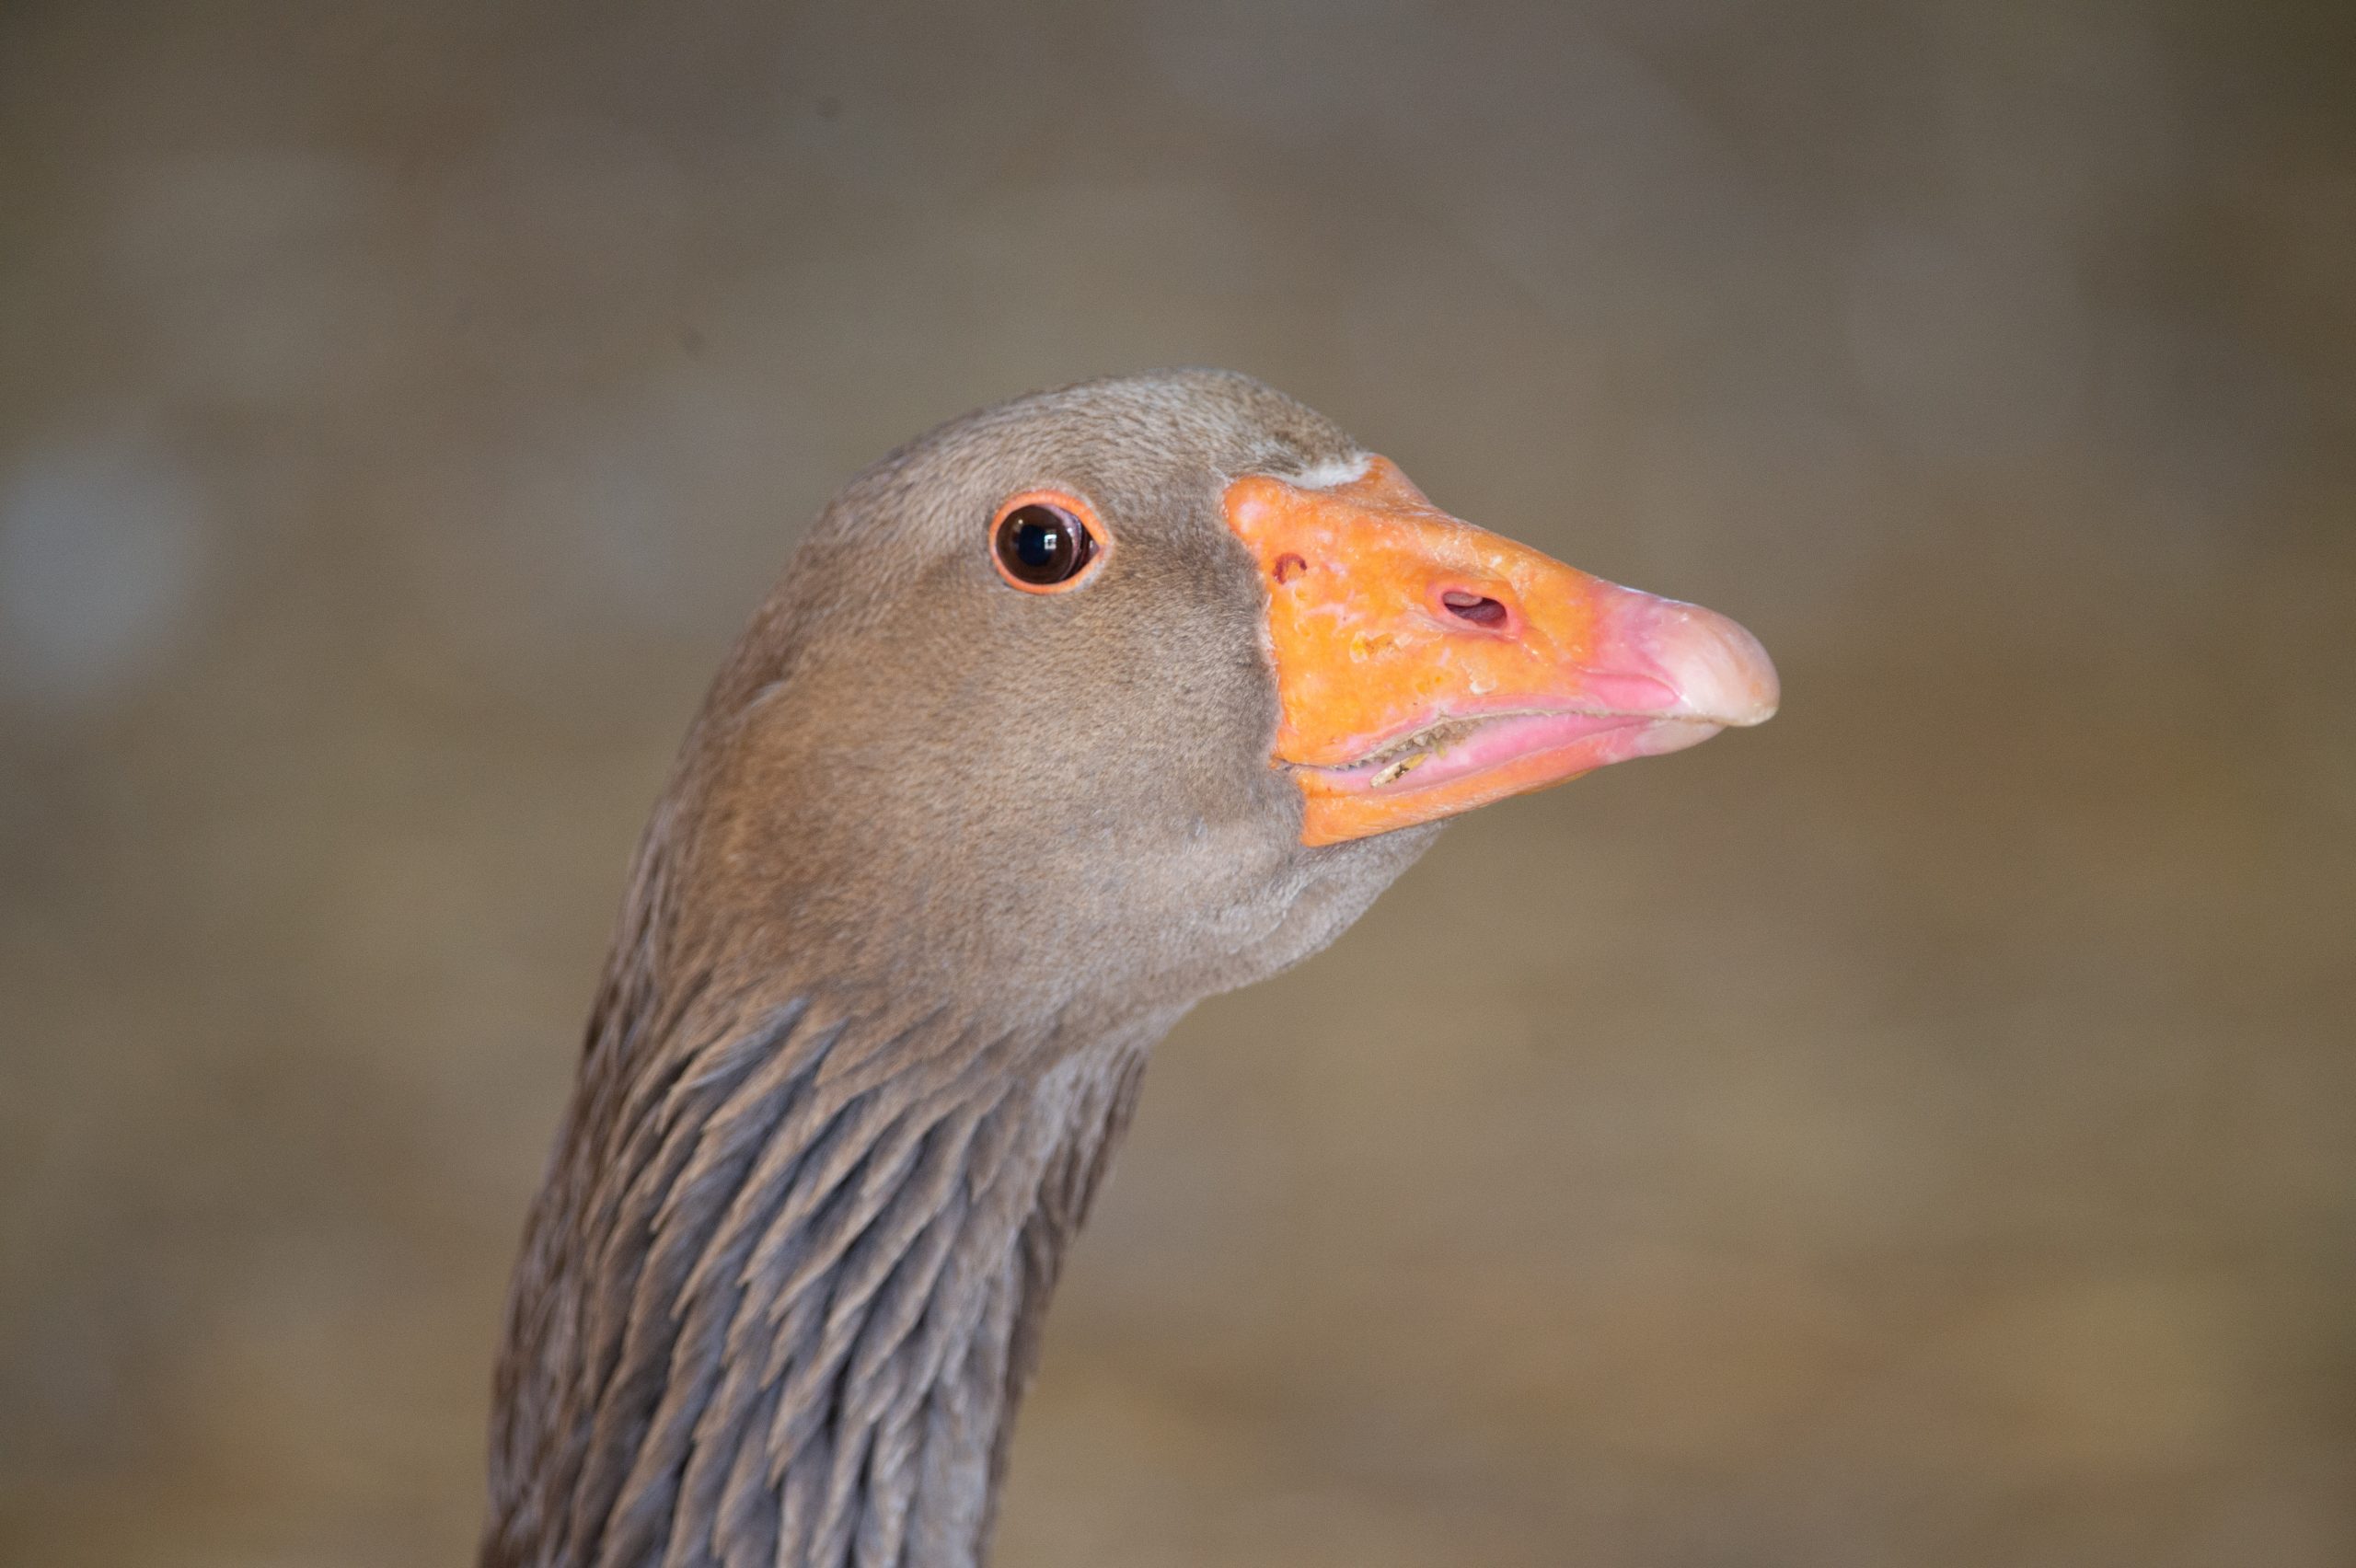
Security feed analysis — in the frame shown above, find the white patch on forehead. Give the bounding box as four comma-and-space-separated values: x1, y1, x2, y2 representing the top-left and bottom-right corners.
1279, 451, 1373, 491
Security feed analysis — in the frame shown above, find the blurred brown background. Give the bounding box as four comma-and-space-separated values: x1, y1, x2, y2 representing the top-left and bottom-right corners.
2, 2, 2350, 1564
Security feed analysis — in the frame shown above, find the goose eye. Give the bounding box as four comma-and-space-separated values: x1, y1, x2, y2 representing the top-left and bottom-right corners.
990, 499, 1101, 591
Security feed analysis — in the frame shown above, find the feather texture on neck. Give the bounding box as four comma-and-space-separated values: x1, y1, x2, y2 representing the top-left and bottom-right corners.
481, 840, 1166, 1568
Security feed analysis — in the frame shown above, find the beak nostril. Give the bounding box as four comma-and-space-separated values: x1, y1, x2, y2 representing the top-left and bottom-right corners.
1440, 589, 1509, 628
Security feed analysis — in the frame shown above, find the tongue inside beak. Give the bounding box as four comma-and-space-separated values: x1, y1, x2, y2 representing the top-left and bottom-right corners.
1224, 456, 1779, 846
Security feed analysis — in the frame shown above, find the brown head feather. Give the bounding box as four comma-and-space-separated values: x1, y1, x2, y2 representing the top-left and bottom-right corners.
483, 372, 1438, 1568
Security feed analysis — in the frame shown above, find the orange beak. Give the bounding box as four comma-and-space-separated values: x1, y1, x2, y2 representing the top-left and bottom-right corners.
1225, 456, 1779, 846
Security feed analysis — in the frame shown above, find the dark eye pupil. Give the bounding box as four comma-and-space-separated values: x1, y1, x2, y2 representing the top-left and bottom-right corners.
1013, 518, 1061, 568
994, 503, 1093, 585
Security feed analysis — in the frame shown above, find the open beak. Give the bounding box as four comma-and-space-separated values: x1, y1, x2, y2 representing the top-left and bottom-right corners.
1225, 456, 1779, 847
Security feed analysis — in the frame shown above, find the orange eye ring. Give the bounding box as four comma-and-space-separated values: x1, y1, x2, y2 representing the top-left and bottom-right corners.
988, 490, 1109, 594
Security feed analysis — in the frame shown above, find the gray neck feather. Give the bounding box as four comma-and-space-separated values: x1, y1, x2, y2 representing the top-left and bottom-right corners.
482, 940, 1164, 1568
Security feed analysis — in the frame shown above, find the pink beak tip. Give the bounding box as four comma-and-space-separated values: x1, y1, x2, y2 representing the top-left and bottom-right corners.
1640, 600, 1781, 728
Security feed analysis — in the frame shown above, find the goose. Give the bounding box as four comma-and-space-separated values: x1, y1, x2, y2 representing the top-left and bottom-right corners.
479, 369, 1778, 1568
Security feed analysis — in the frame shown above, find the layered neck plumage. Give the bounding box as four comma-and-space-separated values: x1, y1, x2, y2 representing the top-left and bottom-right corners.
481, 828, 1172, 1568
